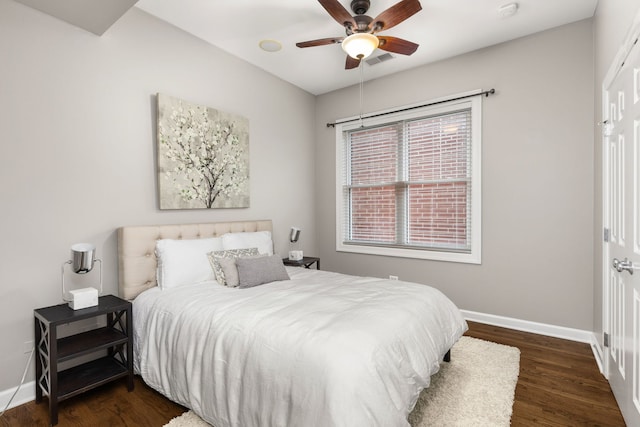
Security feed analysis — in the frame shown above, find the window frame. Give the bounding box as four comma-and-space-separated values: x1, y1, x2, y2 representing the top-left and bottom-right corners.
335, 93, 482, 264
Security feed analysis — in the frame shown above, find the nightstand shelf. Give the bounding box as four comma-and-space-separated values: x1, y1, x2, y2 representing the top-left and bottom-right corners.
57, 357, 129, 400
57, 327, 129, 362
283, 256, 320, 270
34, 295, 133, 426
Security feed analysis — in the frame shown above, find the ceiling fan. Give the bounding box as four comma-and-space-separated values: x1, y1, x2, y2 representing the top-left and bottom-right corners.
296, 0, 422, 70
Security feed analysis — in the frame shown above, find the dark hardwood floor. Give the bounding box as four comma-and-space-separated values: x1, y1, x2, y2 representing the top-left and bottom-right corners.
466, 321, 625, 427
0, 376, 185, 427
0, 321, 625, 426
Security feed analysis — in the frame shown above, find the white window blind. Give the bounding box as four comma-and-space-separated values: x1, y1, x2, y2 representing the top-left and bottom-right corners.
336, 95, 482, 263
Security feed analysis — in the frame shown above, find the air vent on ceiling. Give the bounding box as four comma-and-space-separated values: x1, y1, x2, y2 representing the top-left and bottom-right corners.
365, 53, 394, 66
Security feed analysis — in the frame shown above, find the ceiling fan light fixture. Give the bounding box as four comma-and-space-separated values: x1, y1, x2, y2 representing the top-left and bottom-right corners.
341, 33, 379, 59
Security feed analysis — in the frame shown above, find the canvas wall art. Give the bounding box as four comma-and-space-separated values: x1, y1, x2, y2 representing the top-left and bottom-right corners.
157, 93, 250, 209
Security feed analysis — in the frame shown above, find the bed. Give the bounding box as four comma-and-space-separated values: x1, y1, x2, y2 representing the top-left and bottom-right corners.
118, 220, 467, 427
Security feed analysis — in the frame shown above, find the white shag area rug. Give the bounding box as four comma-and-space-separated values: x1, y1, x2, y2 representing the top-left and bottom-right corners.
164, 336, 520, 427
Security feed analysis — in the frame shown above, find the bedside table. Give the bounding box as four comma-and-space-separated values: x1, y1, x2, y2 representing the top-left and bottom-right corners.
34, 295, 134, 426
283, 256, 320, 270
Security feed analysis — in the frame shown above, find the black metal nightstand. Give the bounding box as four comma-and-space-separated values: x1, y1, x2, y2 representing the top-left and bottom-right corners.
34, 295, 134, 426
282, 256, 320, 270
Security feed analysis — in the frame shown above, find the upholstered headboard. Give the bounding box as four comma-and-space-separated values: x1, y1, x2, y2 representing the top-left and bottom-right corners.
117, 220, 273, 300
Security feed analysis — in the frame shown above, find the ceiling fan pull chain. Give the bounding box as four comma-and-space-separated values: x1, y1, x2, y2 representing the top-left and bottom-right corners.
359, 61, 364, 128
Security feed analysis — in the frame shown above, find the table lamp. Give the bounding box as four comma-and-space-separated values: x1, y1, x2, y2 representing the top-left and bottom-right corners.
288, 227, 303, 261
61, 243, 102, 310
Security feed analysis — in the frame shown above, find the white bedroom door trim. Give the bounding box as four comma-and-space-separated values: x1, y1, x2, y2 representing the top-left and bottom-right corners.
602, 7, 640, 426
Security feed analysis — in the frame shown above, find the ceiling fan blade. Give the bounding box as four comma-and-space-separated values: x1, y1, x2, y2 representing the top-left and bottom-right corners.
296, 37, 344, 48
377, 36, 419, 55
371, 0, 422, 32
318, 0, 356, 29
345, 55, 361, 69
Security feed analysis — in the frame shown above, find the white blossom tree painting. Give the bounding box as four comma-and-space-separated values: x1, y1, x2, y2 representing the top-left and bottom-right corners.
157, 94, 249, 209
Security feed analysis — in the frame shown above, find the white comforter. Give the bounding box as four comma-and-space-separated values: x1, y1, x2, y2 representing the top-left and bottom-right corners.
133, 267, 467, 427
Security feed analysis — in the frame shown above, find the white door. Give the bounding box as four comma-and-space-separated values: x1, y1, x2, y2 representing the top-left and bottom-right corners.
604, 25, 640, 426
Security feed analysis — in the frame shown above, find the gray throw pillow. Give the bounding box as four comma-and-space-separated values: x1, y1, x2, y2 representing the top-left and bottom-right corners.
237, 255, 290, 288
207, 248, 260, 286
217, 257, 241, 288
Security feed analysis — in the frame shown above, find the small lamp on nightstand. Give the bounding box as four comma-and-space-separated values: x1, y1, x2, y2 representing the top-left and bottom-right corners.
288, 227, 303, 261
61, 243, 102, 310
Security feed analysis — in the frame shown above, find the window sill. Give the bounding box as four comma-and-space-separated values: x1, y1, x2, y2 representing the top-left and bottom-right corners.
336, 242, 481, 264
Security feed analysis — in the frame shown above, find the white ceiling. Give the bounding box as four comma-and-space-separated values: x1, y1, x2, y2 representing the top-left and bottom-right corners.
13, 0, 598, 95
135, 0, 598, 95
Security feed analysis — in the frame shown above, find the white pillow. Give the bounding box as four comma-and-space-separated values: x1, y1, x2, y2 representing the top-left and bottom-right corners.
221, 231, 273, 255
156, 237, 224, 289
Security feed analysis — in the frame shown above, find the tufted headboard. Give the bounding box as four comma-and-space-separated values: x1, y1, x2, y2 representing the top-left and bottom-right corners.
117, 220, 273, 300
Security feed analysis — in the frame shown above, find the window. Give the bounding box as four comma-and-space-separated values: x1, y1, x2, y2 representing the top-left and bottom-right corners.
336, 94, 482, 263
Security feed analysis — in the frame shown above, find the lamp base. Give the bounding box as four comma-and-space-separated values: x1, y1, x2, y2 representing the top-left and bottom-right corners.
68, 287, 99, 310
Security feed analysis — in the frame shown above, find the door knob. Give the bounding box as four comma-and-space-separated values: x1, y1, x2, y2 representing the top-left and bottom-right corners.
613, 257, 636, 275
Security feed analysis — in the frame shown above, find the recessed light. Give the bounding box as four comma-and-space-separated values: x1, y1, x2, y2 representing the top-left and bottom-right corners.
497, 3, 518, 19
259, 39, 282, 52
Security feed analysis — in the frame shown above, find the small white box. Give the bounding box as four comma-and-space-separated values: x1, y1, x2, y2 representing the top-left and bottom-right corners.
68, 287, 99, 310
288, 250, 303, 261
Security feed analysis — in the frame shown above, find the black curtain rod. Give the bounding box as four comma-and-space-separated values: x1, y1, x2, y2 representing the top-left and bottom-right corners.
326, 88, 496, 128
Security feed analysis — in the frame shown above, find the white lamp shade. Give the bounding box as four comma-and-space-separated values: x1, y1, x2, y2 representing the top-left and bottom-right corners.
341, 33, 379, 59
70, 243, 96, 274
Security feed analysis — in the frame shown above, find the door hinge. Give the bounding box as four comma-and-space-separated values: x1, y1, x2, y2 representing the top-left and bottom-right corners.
604, 332, 609, 347
604, 228, 610, 243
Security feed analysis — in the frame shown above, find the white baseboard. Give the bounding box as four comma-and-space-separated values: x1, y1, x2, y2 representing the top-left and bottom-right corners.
462, 309, 605, 374
461, 309, 595, 343
592, 340, 606, 376
0, 380, 35, 413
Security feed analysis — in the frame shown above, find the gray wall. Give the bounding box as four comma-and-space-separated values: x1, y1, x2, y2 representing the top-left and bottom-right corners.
0, 1, 316, 391
3, 0, 635, 400
592, 1, 640, 346
315, 19, 595, 330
